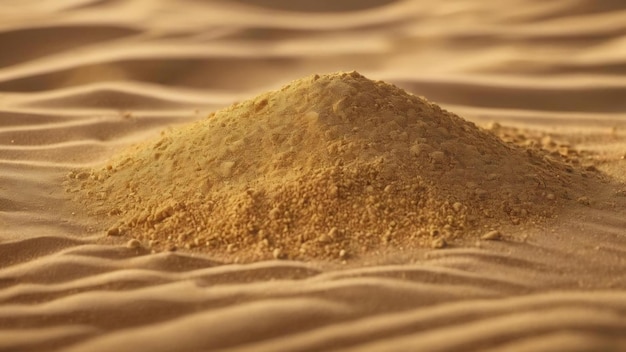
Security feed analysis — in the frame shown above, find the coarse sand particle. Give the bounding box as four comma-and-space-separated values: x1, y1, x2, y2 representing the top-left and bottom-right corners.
67, 71, 598, 262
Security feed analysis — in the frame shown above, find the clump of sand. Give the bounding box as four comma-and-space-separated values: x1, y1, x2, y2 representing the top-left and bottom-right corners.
67, 71, 594, 261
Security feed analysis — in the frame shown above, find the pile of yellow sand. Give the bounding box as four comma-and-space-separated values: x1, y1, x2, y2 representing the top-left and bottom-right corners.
67, 71, 594, 261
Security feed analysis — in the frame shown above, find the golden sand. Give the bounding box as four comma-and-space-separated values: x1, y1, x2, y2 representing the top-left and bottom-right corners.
67, 71, 596, 261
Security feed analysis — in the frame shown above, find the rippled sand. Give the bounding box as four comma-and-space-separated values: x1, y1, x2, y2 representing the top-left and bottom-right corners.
1, 1, 626, 351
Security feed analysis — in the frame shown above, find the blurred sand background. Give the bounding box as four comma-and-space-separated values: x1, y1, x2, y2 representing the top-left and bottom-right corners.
1, 0, 626, 351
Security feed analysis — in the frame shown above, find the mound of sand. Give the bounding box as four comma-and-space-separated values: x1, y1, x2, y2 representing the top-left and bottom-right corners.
67, 71, 593, 261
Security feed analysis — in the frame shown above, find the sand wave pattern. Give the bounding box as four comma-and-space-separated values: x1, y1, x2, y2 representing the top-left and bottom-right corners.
1, 0, 626, 351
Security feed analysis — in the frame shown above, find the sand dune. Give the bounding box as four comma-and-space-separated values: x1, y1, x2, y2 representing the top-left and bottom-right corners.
1, 0, 625, 351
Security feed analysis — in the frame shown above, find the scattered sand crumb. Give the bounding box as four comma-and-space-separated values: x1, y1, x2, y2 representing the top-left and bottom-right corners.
68, 71, 599, 262
577, 196, 591, 206
126, 239, 142, 249
481, 230, 503, 241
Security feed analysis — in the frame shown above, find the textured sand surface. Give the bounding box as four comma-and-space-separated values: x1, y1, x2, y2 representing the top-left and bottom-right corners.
1, 1, 626, 351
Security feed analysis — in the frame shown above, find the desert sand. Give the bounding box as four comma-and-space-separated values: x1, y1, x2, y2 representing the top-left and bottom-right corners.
1, 1, 626, 351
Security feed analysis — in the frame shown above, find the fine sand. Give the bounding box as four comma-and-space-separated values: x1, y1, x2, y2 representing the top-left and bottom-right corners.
2, 1, 626, 351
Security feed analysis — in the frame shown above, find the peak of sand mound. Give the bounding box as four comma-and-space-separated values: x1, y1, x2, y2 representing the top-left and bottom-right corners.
67, 71, 595, 261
